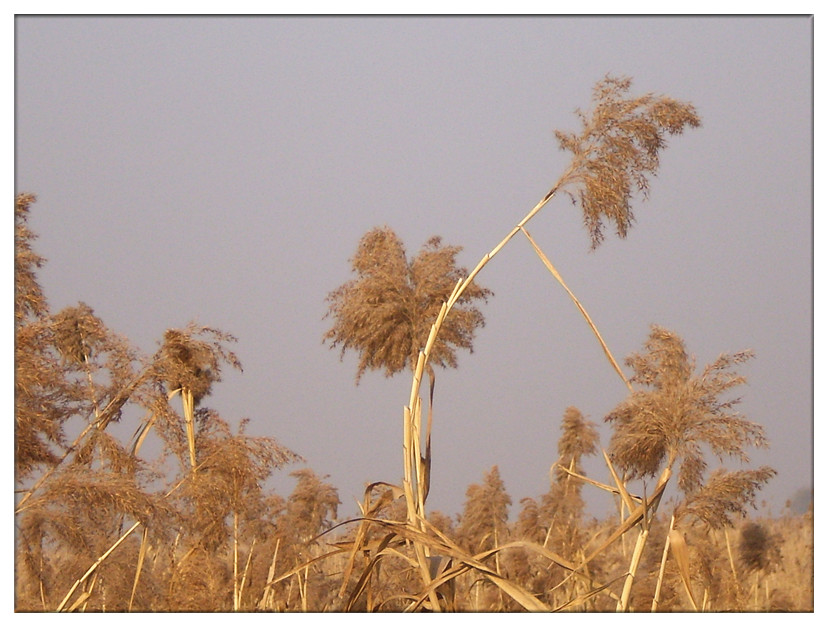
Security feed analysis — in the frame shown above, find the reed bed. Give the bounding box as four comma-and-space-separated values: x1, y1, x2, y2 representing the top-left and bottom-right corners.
14, 75, 805, 613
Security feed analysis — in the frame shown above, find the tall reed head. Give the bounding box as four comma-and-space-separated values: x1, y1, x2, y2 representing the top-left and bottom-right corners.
554, 406, 599, 482
157, 325, 242, 403
555, 75, 701, 249
53, 303, 107, 365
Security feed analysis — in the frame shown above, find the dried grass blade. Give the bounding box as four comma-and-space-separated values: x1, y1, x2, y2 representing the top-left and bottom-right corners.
669, 528, 698, 610
552, 572, 628, 611
66, 589, 92, 613
556, 462, 642, 503
344, 532, 397, 611
129, 411, 158, 457
265, 545, 351, 589
602, 449, 637, 515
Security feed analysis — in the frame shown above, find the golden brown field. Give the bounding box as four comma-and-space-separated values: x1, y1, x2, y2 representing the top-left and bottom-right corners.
14, 76, 813, 612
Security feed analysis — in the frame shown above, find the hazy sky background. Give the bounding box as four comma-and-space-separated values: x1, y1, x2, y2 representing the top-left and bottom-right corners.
14, 16, 813, 520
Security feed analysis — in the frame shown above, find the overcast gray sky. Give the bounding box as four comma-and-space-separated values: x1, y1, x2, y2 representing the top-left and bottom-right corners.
14, 16, 813, 519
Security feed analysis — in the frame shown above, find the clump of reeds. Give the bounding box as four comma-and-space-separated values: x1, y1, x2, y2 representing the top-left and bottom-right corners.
320, 75, 703, 612
598, 326, 776, 612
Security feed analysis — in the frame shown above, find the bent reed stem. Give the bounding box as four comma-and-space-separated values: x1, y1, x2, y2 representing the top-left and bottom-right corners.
400, 181, 563, 606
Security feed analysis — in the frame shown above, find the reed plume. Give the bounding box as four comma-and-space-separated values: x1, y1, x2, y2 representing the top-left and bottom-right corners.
605, 325, 767, 496
556, 75, 701, 249
324, 226, 491, 383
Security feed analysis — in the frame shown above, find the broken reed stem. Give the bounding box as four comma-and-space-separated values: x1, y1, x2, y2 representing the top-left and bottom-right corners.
403, 182, 562, 518
520, 227, 632, 391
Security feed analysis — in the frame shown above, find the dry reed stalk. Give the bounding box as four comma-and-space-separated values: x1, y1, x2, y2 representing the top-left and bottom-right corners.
258, 537, 281, 610
233, 510, 240, 610
617, 526, 648, 611
56, 520, 142, 611
299, 564, 309, 612
128, 525, 150, 611
724, 528, 738, 582
181, 388, 197, 471
399, 185, 561, 602
616, 466, 671, 611
651, 514, 674, 611
237, 538, 256, 611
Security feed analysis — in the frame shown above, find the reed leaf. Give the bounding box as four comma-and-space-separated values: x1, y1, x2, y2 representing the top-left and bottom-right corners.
669, 528, 698, 610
